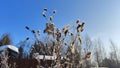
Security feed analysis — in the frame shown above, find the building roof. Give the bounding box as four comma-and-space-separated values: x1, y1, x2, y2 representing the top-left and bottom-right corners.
0, 45, 19, 53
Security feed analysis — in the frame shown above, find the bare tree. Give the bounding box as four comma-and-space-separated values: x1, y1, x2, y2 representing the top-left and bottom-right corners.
0, 34, 12, 46
109, 40, 119, 68
93, 39, 106, 67
82, 34, 93, 68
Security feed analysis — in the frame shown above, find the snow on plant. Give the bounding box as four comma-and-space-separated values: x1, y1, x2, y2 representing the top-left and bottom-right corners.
25, 8, 91, 68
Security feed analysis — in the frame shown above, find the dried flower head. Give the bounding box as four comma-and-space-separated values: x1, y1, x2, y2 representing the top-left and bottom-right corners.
71, 46, 75, 54
50, 16, 53, 21
71, 33, 73, 36
77, 24, 81, 32
56, 31, 61, 41
86, 52, 91, 58
47, 22, 54, 29
65, 24, 70, 29
76, 22, 85, 32
62, 24, 70, 30
53, 10, 57, 14
70, 39, 76, 54
83, 52, 91, 60
76, 19, 80, 23
71, 39, 76, 47
78, 34, 82, 44
44, 23, 54, 35
64, 29, 69, 36
64, 43, 67, 45
31, 30, 35, 33
25, 26, 29, 30
37, 30, 40, 35
42, 11, 46, 17
80, 22, 85, 32
44, 8, 48, 11
26, 37, 29, 40
62, 24, 70, 36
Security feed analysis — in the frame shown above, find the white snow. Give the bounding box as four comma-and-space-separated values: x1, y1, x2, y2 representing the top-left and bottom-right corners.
0, 45, 19, 53
35, 55, 57, 60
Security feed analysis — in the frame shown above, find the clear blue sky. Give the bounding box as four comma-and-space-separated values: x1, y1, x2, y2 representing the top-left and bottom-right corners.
0, 0, 120, 48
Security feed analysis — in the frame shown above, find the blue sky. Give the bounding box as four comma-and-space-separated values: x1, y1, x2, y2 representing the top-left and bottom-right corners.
0, 0, 120, 49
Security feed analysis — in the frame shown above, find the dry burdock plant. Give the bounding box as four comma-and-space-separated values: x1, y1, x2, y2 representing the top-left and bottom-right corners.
26, 8, 91, 68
